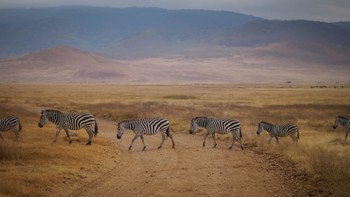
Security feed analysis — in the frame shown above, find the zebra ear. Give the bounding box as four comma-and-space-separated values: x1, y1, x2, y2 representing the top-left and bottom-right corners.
41, 110, 44, 115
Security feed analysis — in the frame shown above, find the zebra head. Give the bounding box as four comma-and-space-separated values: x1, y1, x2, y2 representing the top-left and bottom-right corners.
256, 122, 264, 135
189, 118, 198, 134
189, 117, 207, 134
257, 121, 271, 135
333, 116, 340, 129
333, 116, 347, 129
116, 122, 125, 139
38, 110, 48, 128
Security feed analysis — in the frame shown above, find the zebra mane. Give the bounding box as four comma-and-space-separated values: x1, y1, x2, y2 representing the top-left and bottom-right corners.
337, 116, 348, 120
193, 116, 207, 120
260, 121, 272, 125
42, 109, 62, 115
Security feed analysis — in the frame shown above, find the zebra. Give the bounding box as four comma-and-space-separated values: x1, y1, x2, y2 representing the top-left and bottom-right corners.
256, 121, 299, 144
116, 118, 175, 151
0, 116, 22, 142
333, 116, 350, 142
189, 117, 243, 150
38, 109, 98, 145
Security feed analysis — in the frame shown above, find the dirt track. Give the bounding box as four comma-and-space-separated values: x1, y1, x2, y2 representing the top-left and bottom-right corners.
62, 119, 316, 197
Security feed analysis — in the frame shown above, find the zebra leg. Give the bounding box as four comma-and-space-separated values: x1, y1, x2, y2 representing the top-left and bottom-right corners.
63, 128, 72, 144
235, 133, 244, 150
129, 135, 139, 151
168, 133, 175, 149
140, 135, 147, 151
158, 133, 166, 150
268, 136, 273, 144
345, 132, 349, 143
239, 137, 244, 150
11, 127, 19, 143
52, 127, 62, 143
229, 137, 235, 149
275, 137, 279, 144
85, 128, 94, 145
212, 133, 217, 148
203, 132, 211, 147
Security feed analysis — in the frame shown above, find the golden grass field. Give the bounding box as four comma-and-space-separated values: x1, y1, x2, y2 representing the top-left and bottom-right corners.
0, 84, 350, 196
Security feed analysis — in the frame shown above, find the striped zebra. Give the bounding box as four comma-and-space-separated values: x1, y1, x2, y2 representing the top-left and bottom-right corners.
38, 109, 98, 145
189, 117, 243, 150
256, 121, 299, 144
0, 116, 22, 142
116, 118, 175, 151
333, 116, 350, 142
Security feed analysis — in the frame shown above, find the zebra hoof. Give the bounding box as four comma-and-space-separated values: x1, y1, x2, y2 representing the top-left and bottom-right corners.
86, 141, 91, 145
213, 144, 217, 148
129, 146, 132, 151
143, 146, 147, 151
241, 146, 244, 150
228, 146, 233, 150
157, 146, 162, 150
172, 145, 175, 149
69, 140, 72, 144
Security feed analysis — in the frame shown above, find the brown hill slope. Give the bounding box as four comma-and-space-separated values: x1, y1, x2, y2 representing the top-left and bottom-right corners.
1, 46, 349, 84
0, 47, 131, 83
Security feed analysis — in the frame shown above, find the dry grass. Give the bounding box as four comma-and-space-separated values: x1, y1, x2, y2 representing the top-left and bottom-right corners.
0, 103, 119, 197
0, 84, 350, 196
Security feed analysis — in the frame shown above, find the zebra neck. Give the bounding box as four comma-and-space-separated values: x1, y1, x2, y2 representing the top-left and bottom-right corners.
125, 121, 135, 130
198, 119, 207, 128
262, 124, 272, 132
46, 112, 61, 125
339, 119, 348, 127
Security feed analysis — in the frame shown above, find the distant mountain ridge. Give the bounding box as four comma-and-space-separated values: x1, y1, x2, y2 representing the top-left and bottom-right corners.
0, 6, 260, 59
1, 6, 350, 59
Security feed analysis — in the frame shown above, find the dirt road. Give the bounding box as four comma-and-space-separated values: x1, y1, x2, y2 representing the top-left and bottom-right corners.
62, 118, 319, 197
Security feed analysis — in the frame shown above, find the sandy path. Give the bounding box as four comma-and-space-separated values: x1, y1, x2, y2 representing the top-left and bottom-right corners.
65, 118, 297, 197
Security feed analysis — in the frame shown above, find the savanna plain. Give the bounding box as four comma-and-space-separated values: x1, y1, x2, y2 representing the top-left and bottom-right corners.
0, 84, 349, 197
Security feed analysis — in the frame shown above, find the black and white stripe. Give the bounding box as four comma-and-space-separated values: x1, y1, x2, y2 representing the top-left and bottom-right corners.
333, 116, 350, 142
256, 121, 299, 144
0, 116, 22, 142
38, 109, 98, 145
189, 117, 243, 150
116, 118, 175, 151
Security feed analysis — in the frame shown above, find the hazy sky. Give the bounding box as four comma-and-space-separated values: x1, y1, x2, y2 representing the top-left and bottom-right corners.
1, 0, 350, 22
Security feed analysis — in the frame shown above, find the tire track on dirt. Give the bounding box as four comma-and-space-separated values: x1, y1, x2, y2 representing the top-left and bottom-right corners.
66, 119, 297, 196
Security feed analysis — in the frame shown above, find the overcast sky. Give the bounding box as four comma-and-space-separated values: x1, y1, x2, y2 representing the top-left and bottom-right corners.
0, 0, 350, 22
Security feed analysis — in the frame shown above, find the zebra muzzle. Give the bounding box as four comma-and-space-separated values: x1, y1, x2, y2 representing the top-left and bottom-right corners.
117, 136, 121, 139
38, 123, 43, 128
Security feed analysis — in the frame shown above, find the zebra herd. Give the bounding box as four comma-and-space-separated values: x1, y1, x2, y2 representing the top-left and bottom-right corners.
1, 109, 350, 149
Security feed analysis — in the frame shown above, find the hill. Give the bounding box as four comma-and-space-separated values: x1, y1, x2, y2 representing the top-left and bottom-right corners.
0, 6, 260, 59
0, 47, 131, 83
219, 20, 350, 47
1, 46, 350, 84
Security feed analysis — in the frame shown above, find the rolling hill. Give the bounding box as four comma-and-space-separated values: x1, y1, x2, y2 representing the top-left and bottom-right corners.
0, 6, 260, 59
1, 6, 350, 84
1, 46, 349, 84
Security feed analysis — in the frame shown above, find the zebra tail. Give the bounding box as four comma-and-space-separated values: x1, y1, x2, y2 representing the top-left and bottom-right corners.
166, 127, 170, 137
239, 128, 242, 138
94, 120, 98, 137
297, 129, 300, 140
19, 122, 22, 132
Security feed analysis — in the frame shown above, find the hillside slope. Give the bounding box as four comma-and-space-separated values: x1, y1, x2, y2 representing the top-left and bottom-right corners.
1, 46, 349, 84
1, 7, 350, 59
